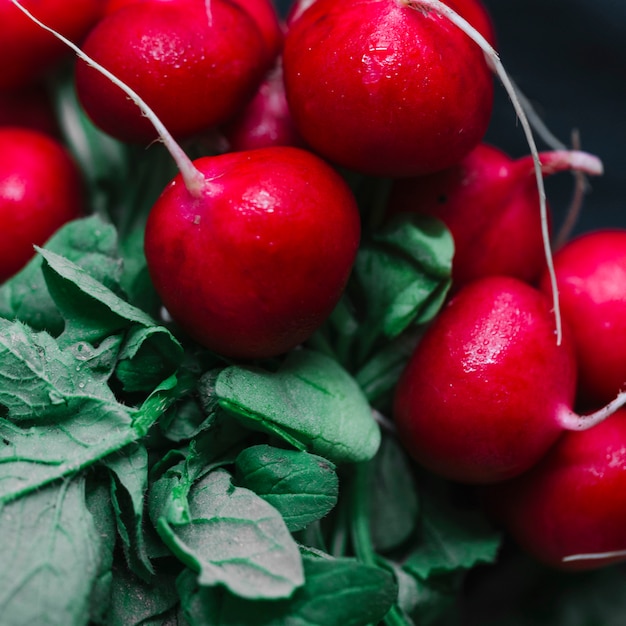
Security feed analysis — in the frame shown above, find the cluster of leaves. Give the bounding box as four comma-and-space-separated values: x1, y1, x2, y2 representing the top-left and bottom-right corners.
0, 76, 503, 626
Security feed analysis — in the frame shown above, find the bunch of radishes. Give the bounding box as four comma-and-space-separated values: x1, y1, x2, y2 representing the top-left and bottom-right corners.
2, 0, 626, 597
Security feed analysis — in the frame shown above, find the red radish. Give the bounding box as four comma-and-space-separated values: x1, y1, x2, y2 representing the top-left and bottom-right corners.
0, 84, 59, 137
0, 0, 104, 91
539, 230, 626, 408
392, 275, 626, 484
229, 0, 284, 63
74, 0, 268, 143
220, 62, 304, 152
144, 146, 361, 359
486, 409, 626, 571
13, 0, 361, 360
0, 127, 84, 282
286, 0, 497, 46
387, 144, 604, 290
103, 0, 284, 65
282, 0, 494, 177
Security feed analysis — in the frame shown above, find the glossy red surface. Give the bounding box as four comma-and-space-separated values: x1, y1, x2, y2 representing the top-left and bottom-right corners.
488, 409, 626, 571
144, 146, 361, 359
541, 230, 626, 407
393, 275, 577, 483
282, 0, 494, 177
75, 0, 267, 143
387, 144, 552, 289
0, 0, 104, 91
0, 128, 84, 282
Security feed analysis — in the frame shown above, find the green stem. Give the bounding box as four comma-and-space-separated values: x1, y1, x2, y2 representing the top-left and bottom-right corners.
350, 462, 414, 626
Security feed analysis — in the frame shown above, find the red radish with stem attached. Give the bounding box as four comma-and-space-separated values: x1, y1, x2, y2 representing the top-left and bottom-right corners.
144, 146, 360, 359
12, 0, 361, 360
387, 144, 604, 290
0, 0, 104, 91
282, 0, 495, 178
0, 127, 84, 282
392, 275, 626, 484
74, 0, 268, 143
486, 409, 626, 571
284, 0, 566, 344
540, 230, 626, 408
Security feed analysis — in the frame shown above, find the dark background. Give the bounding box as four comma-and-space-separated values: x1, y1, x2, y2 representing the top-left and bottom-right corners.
481, 0, 626, 236
277, 0, 626, 237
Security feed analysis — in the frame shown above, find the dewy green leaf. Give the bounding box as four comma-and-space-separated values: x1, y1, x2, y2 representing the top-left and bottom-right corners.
0, 317, 117, 421
178, 552, 398, 626
216, 349, 381, 464
0, 318, 184, 504
154, 468, 304, 600
235, 444, 339, 532
0, 215, 123, 335
0, 476, 112, 626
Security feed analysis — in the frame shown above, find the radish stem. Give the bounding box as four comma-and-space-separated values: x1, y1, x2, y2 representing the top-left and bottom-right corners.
405, 0, 563, 344
9, 0, 208, 198
558, 390, 626, 431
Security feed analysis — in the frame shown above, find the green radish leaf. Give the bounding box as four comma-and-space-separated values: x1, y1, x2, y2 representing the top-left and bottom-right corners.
152, 467, 304, 600
0, 320, 186, 502
404, 492, 502, 579
105, 562, 179, 626
85, 479, 118, 624
105, 443, 153, 580
397, 566, 460, 626
351, 214, 453, 361
159, 395, 212, 443
215, 349, 380, 464
115, 325, 183, 392
178, 552, 398, 626
0, 215, 123, 335
235, 444, 339, 532
0, 477, 114, 626
0, 317, 117, 421
38, 247, 173, 344
368, 434, 420, 553
355, 331, 419, 409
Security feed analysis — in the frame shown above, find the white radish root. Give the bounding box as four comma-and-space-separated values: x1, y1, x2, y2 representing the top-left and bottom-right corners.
404, 0, 590, 346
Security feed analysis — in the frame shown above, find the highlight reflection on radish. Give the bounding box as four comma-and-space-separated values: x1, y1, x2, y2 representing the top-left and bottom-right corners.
282, 0, 494, 177
393, 276, 626, 484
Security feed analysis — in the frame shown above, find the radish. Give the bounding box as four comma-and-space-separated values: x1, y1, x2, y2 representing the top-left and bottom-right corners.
539, 230, 626, 408
286, 0, 497, 46
12, 0, 361, 360
74, 0, 268, 143
387, 144, 604, 290
282, 0, 495, 177
220, 61, 304, 152
103, 0, 284, 65
0, 127, 84, 282
0, 0, 104, 91
392, 275, 626, 484
486, 409, 626, 571
144, 146, 360, 359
